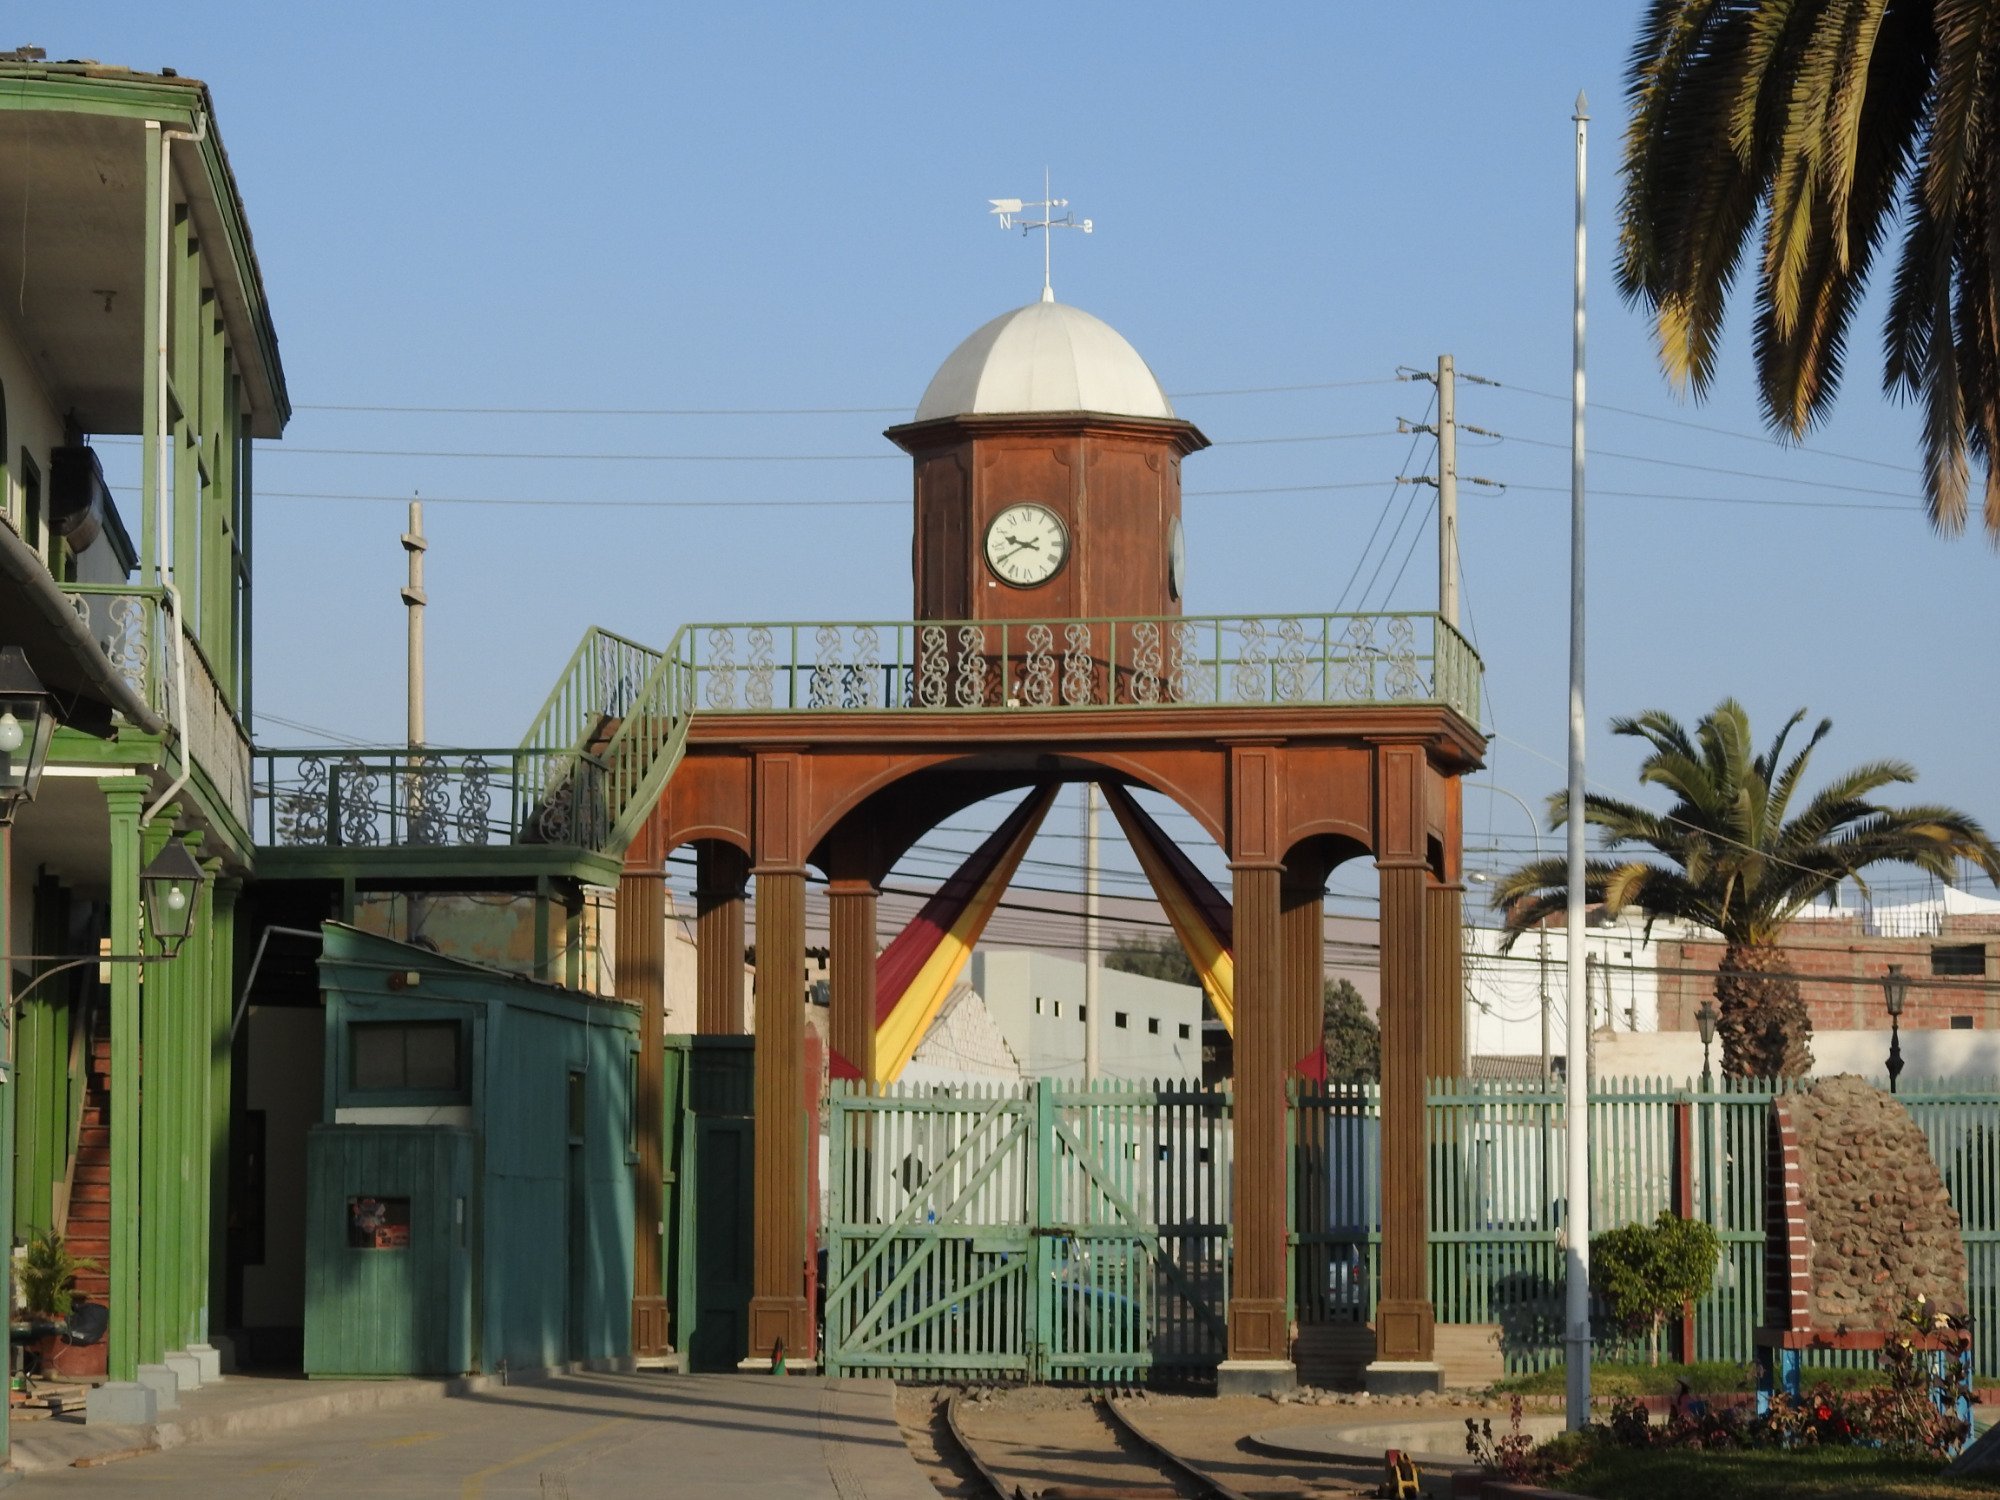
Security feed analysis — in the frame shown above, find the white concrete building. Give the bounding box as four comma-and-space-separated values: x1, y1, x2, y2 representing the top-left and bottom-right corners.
969, 949, 1204, 1081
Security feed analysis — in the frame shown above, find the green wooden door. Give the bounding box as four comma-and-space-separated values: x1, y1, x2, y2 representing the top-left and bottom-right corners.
303, 1126, 473, 1377
683, 1116, 753, 1371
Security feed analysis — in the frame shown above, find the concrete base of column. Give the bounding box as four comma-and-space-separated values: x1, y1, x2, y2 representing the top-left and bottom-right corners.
133, 1364, 179, 1412
85, 1381, 158, 1426
188, 1343, 224, 1384
1363, 1360, 1446, 1396
1217, 1359, 1297, 1396
162, 1350, 201, 1392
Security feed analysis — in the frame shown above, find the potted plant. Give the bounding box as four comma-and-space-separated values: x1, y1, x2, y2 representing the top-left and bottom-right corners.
18, 1230, 104, 1379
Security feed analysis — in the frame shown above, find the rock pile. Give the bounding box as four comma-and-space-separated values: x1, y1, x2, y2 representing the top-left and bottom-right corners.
1783, 1074, 1966, 1330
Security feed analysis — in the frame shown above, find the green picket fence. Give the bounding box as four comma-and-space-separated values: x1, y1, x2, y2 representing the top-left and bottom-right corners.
1294, 1077, 2000, 1379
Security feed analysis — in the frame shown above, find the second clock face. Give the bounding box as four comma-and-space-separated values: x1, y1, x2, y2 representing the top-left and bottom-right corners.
984, 502, 1069, 587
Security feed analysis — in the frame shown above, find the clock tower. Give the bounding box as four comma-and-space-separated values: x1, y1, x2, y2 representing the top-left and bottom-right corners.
888, 298, 1209, 624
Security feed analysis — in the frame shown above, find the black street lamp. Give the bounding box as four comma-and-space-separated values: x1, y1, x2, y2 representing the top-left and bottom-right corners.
139, 841, 205, 958
1882, 963, 1908, 1094
1695, 999, 1718, 1091
0, 646, 57, 825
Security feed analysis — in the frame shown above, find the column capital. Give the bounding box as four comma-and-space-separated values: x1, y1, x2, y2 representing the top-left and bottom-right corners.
98, 776, 148, 810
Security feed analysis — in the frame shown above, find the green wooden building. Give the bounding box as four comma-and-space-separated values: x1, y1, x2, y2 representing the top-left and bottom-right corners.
0, 54, 288, 1436
304, 924, 637, 1377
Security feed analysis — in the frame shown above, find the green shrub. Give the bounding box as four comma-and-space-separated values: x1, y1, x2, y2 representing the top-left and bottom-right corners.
1590, 1210, 1721, 1366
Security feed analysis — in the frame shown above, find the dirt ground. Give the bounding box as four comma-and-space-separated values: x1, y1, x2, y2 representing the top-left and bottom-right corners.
894, 1384, 1512, 1498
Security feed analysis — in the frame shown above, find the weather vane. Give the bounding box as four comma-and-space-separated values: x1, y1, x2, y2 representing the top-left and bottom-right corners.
989, 169, 1092, 303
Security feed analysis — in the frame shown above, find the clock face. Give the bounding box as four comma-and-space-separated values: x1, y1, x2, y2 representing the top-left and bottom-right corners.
984, 503, 1069, 588
1168, 516, 1186, 601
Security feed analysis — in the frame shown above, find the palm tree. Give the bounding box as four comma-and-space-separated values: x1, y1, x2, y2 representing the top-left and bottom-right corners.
1495, 700, 2000, 1078
1618, 0, 2000, 541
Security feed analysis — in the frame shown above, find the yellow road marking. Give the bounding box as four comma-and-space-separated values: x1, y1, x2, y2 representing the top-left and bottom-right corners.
374, 1429, 442, 1447
459, 1417, 623, 1500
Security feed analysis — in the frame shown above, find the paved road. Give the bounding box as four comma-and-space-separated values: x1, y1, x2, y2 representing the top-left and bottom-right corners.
12, 1373, 938, 1499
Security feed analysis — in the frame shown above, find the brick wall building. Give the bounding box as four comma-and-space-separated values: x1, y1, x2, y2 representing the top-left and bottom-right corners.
1655, 893, 2000, 1035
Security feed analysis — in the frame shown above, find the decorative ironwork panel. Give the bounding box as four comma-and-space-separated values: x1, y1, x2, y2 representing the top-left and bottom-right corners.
917, 625, 950, 708
953, 625, 985, 708
1274, 616, 1312, 702
1338, 615, 1379, 701
746, 626, 776, 709
457, 754, 493, 844
705, 627, 738, 710
1231, 618, 1270, 702
1061, 623, 1096, 706
1384, 615, 1423, 700
849, 625, 882, 708
536, 758, 575, 845
334, 756, 382, 848
1129, 622, 1162, 704
405, 756, 450, 846
277, 755, 329, 846
1168, 621, 1208, 703
1020, 624, 1056, 707
809, 625, 845, 708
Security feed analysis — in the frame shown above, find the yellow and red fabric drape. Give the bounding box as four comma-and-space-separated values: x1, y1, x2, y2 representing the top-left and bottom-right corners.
1099, 782, 1236, 1034
1103, 782, 1326, 1081
860, 784, 1060, 1085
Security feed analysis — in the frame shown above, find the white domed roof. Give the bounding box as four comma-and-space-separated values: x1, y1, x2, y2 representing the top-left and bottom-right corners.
914, 299, 1177, 423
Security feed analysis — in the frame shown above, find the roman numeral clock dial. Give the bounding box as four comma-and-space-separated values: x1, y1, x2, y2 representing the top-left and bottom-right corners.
983, 502, 1069, 588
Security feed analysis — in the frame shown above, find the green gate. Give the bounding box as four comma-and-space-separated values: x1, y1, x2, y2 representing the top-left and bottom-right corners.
822, 1078, 1230, 1382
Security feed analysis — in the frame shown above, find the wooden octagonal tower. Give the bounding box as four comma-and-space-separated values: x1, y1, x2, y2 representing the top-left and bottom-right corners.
618, 291, 1484, 1393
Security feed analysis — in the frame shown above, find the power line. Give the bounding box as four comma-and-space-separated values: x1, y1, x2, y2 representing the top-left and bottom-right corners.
1477, 376, 1920, 475
1505, 482, 1905, 515
1500, 433, 1917, 500
284, 377, 1405, 417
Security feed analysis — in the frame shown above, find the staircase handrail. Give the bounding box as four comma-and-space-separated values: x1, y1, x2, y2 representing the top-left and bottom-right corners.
516, 626, 665, 760
601, 624, 697, 853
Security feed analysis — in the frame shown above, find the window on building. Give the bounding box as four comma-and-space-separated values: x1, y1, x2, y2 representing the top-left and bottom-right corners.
1077, 1004, 1086, 1023
1147, 1017, 1160, 1035
1951, 1015, 1975, 1030
349, 1020, 464, 1094
1114, 1011, 1129, 1030
1933, 944, 1986, 977
1052, 1000, 1061, 1019
1177, 1023, 1191, 1040
1034, 996, 1044, 1015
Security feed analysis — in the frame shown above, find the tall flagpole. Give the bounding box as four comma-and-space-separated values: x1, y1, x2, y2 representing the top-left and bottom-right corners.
1564, 90, 1594, 1431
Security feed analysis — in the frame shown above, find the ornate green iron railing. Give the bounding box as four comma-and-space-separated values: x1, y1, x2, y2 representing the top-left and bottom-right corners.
252, 746, 607, 851
253, 611, 1484, 858
669, 611, 1481, 723
64, 583, 252, 833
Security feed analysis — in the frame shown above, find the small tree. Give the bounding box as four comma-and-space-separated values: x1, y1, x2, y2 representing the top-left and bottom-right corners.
1590, 1210, 1720, 1366
1322, 978, 1379, 1083
1104, 934, 1198, 987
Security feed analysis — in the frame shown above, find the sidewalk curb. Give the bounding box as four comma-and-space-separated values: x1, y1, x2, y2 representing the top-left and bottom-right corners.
6, 1359, 639, 1475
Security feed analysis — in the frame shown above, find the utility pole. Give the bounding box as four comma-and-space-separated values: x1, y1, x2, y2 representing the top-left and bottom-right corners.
401, 498, 427, 748
1437, 354, 1459, 629
1564, 89, 1593, 1433
1083, 783, 1101, 1081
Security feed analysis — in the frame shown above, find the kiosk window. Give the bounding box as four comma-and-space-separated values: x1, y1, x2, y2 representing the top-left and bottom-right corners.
351, 1020, 463, 1092
347, 1195, 412, 1250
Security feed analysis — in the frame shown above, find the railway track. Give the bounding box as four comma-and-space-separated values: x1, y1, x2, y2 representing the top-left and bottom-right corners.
942, 1391, 1257, 1500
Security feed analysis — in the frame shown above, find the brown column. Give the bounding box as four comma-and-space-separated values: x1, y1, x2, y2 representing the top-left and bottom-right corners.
620, 828, 671, 1358
695, 840, 749, 1034
1425, 879, 1464, 1081
827, 878, 879, 1087
1228, 861, 1289, 1367
1376, 858, 1435, 1368
1280, 870, 1325, 1078
746, 864, 813, 1367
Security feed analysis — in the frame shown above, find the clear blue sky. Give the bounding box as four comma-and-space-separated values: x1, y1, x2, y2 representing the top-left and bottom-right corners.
27, 2, 2000, 911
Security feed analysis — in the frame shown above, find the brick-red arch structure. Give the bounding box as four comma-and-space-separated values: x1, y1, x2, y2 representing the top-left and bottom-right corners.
619, 700, 1481, 1385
